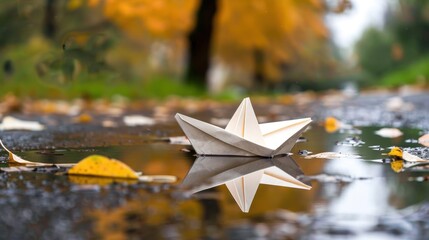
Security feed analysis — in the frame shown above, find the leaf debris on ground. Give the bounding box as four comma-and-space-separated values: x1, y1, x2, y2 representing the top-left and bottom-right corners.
123, 115, 156, 126
419, 134, 429, 147
375, 128, 403, 138
0, 116, 45, 131
304, 152, 361, 159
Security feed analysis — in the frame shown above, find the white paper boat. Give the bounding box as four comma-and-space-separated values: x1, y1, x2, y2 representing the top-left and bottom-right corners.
181, 155, 311, 212
175, 98, 311, 156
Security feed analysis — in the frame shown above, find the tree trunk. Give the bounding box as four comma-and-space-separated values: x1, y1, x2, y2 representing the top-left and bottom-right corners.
43, 0, 56, 39
253, 48, 265, 90
185, 0, 218, 88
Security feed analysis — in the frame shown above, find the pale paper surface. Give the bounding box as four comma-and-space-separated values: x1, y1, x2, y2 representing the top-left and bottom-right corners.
181, 155, 311, 212
175, 97, 311, 156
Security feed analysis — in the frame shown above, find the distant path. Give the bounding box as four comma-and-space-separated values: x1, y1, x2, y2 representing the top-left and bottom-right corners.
0, 91, 428, 150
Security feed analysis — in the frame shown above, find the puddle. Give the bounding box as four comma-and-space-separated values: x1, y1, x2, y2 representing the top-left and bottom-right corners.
0, 124, 428, 239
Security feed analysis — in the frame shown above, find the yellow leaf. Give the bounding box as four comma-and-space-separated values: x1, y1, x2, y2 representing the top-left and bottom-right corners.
73, 113, 93, 124
390, 160, 404, 173
387, 147, 427, 162
324, 116, 340, 133
387, 147, 403, 160
68, 155, 139, 179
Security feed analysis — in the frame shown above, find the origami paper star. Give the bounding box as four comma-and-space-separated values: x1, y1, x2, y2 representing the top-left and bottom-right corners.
175, 98, 311, 156
181, 155, 311, 212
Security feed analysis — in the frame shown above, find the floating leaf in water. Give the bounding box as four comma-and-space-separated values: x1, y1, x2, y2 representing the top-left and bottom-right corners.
123, 115, 155, 126
387, 147, 428, 162
0, 139, 45, 165
324, 116, 355, 133
0, 139, 74, 167
387, 147, 403, 160
0, 116, 45, 131
402, 151, 427, 162
68, 155, 178, 183
305, 152, 361, 159
324, 116, 340, 133
68, 155, 139, 179
418, 134, 429, 147
391, 160, 404, 173
375, 128, 403, 138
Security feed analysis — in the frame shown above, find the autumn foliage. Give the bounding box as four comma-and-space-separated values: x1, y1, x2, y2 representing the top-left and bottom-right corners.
69, 0, 333, 88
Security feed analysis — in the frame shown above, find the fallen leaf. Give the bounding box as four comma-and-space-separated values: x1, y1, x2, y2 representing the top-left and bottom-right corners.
101, 120, 118, 128
123, 115, 155, 126
418, 134, 429, 147
387, 147, 403, 160
0, 116, 45, 131
0, 139, 74, 167
68, 155, 139, 179
403, 151, 427, 162
324, 116, 340, 133
390, 160, 404, 173
375, 128, 403, 138
73, 113, 93, 123
387, 147, 428, 162
0, 139, 45, 165
305, 152, 361, 159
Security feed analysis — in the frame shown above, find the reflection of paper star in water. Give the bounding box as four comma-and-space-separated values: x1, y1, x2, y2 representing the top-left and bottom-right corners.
181, 156, 311, 212
176, 98, 311, 156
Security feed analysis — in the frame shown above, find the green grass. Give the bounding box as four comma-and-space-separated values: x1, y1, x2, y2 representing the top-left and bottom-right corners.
380, 57, 429, 87
0, 73, 216, 100
0, 37, 238, 100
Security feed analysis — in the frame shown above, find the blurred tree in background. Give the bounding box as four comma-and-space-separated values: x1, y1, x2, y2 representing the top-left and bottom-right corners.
88, 0, 335, 90
356, 0, 429, 87
0, 0, 340, 97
